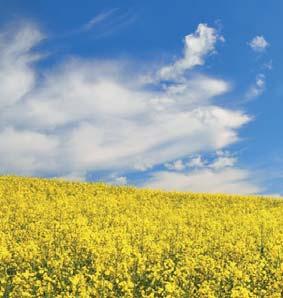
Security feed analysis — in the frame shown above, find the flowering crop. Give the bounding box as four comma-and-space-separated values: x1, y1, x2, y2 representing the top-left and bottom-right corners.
0, 176, 283, 297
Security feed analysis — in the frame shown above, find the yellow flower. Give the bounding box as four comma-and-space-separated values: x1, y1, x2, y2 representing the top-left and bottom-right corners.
0, 176, 282, 297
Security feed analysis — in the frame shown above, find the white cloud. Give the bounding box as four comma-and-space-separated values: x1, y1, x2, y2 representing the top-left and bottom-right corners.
164, 150, 238, 173
176, 151, 237, 171
261, 193, 282, 198
157, 23, 223, 81
263, 60, 272, 70
249, 36, 269, 52
82, 9, 118, 31
106, 174, 128, 185
150, 151, 259, 194
210, 150, 237, 170
133, 160, 153, 172
245, 73, 265, 99
164, 160, 185, 171
79, 9, 136, 39
0, 127, 58, 175
245, 36, 271, 101
187, 155, 206, 168
0, 23, 43, 109
113, 176, 127, 185
0, 22, 257, 195
144, 168, 261, 195
58, 171, 87, 182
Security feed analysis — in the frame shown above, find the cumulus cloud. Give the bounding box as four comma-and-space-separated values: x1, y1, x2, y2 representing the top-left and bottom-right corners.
157, 23, 223, 81
249, 36, 269, 52
0, 21, 259, 194
245, 36, 271, 102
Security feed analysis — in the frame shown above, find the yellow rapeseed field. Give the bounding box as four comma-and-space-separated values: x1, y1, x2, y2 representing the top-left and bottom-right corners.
0, 176, 283, 297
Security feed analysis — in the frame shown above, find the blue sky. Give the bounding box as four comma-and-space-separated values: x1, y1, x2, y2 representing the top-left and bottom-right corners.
0, 0, 282, 195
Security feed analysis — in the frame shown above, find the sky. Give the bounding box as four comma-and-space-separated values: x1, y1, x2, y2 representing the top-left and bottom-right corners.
0, 0, 282, 195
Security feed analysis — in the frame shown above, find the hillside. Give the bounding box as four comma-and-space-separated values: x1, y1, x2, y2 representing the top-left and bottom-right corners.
0, 176, 283, 297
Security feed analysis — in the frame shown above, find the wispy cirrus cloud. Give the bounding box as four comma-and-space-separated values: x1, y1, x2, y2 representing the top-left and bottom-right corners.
0, 23, 44, 109
82, 9, 118, 32
78, 8, 136, 38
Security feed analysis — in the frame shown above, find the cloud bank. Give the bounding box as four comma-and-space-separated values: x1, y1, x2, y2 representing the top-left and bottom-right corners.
144, 151, 261, 194
0, 22, 260, 193
144, 167, 260, 194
